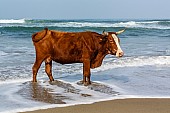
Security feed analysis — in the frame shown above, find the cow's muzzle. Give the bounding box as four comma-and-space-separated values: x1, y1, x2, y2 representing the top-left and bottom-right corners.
116, 51, 124, 57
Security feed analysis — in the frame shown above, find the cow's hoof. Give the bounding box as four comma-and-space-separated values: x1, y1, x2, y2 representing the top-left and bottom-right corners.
84, 81, 91, 86
77, 80, 84, 85
32, 80, 37, 83
49, 80, 55, 84
77, 80, 91, 86
49, 79, 54, 82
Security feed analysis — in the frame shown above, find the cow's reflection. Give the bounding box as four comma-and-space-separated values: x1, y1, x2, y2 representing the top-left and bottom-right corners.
19, 82, 66, 104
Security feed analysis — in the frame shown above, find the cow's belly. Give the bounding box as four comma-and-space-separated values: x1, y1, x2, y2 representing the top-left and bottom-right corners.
52, 56, 82, 64
51, 51, 83, 64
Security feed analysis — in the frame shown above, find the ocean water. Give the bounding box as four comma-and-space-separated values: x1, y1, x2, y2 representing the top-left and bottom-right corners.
0, 19, 170, 112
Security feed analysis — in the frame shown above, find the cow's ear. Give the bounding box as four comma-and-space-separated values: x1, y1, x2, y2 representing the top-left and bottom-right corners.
102, 30, 108, 36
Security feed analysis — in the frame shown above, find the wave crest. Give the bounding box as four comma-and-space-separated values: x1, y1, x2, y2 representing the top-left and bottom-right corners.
0, 19, 25, 24
51, 20, 170, 29
0, 51, 8, 56
92, 56, 170, 72
0, 19, 170, 29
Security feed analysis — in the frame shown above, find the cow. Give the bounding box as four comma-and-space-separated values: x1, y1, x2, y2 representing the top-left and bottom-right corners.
32, 28, 125, 85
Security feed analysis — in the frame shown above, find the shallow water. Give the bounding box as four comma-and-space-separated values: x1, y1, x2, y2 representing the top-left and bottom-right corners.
0, 19, 170, 113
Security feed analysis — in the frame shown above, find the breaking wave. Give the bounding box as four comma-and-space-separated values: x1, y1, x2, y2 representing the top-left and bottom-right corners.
55, 20, 170, 29
0, 51, 8, 56
0, 19, 170, 29
0, 19, 26, 24
92, 56, 170, 72
51, 56, 170, 76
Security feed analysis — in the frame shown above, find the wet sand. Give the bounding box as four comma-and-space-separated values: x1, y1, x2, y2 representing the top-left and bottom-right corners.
23, 98, 170, 113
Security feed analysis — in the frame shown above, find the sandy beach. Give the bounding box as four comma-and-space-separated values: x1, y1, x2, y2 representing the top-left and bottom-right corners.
23, 98, 170, 113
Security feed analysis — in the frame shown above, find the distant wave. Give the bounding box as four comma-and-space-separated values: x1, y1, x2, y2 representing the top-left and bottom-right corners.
43, 20, 170, 29
92, 56, 170, 72
0, 19, 170, 29
116, 21, 170, 29
0, 19, 25, 23
0, 51, 8, 56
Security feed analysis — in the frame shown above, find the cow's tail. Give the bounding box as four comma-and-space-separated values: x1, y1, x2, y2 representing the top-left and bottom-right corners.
32, 28, 48, 42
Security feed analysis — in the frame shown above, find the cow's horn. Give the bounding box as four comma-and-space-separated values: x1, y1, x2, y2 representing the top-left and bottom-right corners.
116, 28, 126, 35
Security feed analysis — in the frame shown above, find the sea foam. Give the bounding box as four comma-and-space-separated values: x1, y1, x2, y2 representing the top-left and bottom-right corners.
91, 56, 170, 73
0, 19, 25, 24
0, 51, 8, 56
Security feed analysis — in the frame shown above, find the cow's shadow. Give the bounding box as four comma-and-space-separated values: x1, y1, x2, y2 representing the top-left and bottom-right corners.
18, 81, 67, 104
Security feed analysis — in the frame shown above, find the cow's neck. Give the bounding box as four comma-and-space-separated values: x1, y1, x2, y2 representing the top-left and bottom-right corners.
90, 44, 108, 69
90, 34, 109, 68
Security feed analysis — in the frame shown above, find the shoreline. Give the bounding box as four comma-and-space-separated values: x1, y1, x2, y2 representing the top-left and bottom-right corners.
23, 98, 170, 113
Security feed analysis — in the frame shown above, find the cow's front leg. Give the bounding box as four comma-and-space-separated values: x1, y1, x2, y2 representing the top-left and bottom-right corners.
83, 59, 91, 86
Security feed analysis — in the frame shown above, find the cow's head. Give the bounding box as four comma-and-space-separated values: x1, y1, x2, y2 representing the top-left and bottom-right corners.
102, 29, 125, 57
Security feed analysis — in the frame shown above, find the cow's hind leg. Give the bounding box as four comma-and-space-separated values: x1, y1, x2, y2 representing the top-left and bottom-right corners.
45, 57, 54, 82
32, 59, 44, 82
83, 59, 91, 86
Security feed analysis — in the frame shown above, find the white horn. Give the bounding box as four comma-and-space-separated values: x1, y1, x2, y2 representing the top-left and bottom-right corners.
116, 28, 126, 35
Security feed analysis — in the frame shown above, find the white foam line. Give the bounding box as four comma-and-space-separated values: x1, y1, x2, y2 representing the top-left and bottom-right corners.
0, 78, 30, 85
4, 95, 170, 113
0, 19, 25, 24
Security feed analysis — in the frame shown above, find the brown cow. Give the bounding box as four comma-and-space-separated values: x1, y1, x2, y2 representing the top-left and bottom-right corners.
32, 28, 125, 85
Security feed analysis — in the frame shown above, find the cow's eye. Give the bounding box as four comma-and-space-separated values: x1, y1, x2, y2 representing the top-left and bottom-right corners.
109, 40, 114, 43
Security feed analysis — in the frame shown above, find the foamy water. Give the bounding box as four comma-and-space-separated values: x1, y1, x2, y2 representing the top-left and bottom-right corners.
0, 19, 170, 112
0, 19, 25, 24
